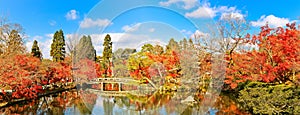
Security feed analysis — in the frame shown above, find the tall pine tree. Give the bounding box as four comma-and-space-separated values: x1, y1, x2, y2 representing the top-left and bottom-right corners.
50, 29, 66, 62
75, 35, 96, 61
102, 34, 112, 76
31, 40, 42, 59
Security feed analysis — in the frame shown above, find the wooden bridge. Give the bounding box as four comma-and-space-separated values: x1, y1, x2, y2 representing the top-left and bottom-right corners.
88, 78, 140, 85
85, 77, 157, 97
86, 89, 153, 97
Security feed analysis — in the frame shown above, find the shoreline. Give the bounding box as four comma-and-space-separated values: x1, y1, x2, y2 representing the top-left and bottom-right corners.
0, 85, 76, 108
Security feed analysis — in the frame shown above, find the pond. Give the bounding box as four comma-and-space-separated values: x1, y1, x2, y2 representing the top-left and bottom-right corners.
0, 89, 250, 115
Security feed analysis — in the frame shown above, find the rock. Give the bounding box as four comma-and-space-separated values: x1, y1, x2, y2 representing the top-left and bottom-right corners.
181, 96, 195, 103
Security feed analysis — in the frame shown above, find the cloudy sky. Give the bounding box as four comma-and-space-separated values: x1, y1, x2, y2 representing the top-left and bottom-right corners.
0, 0, 299, 58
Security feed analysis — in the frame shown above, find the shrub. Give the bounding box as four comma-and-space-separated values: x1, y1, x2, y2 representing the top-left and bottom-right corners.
238, 82, 300, 114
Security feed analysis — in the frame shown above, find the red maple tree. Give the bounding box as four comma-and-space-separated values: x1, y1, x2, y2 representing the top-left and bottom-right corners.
225, 23, 300, 89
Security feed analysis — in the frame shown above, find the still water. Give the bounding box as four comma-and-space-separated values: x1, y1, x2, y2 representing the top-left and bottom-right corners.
0, 89, 249, 115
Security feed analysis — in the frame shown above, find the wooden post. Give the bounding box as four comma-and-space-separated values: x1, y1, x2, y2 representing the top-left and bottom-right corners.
119, 82, 122, 91
101, 82, 103, 91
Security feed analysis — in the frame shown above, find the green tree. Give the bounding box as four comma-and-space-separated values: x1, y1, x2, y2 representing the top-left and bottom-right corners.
112, 48, 136, 77
141, 44, 154, 53
153, 45, 164, 55
96, 56, 102, 63
127, 51, 154, 80
166, 38, 179, 53
50, 29, 66, 62
238, 82, 300, 114
31, 40, 42, 59
75, 35, 96, 61
102, 34, 112, 76
6, 29, 25, 54
122, 48, 136, 59
0, 17, 25, 55
113, 48, 136, 60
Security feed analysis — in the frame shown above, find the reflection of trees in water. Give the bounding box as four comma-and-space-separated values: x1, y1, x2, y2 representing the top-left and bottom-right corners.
0, 90, 98, 115
0, 89, 248, 114
102, 91, 202, 115
106, 91, 176, 114
103, 98, 115, 115
77, 91, 97, 115
74, 96, 92, 115
212, 95, 250, 115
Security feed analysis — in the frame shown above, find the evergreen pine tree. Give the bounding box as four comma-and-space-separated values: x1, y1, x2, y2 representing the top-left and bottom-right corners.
31, 40, 42, 59
75, 35, 96, 61
102, 34, 112, 76
50, 29, 66, 62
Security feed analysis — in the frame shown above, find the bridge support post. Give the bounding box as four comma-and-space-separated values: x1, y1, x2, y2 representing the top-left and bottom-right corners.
119, 82, 121, 91
101, 82, 103, 91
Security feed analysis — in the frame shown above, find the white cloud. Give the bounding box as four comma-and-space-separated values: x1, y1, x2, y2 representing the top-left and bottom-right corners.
25, 35, 52, 59
159, 0, 198, 9
32, 35, 43, 40
216, 6, 244, 20
122, 23, 142, 32
39, 39, 53, 59
190, 30, 209, 38
65, 10, 79, 20
45, 34, 54, 38
220, 12, 244, 20
185, 5, 216, 18
79, 18, 112, 28
91, 33, 125, 43
185, 2, 245, 20
149, 28, 155, 32
251, 15, 292, 27
160, 1, 245, 20
25, 41, 33, 52
181, 29, 193, 37
216, 6, 236, 13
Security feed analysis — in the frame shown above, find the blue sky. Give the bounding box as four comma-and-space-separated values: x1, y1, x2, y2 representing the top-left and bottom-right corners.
0, 0, 299, 58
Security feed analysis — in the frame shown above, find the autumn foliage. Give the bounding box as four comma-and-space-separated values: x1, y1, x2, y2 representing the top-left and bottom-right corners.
74, 59, 102, 82
147, 51, 181, 78
0, 54, 72, 100
127, 51, 181, 80
225, 23, 300, 89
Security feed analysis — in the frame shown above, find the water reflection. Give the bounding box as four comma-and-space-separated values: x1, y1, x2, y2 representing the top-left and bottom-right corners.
0, 89, 249, 115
